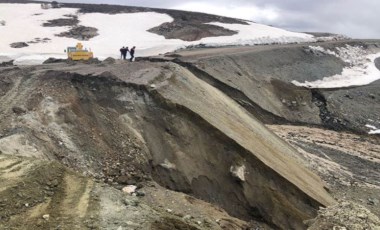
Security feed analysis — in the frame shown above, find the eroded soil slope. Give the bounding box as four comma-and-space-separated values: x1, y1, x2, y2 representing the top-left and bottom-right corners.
0, 58, 334, 229
1, 40, 380, 229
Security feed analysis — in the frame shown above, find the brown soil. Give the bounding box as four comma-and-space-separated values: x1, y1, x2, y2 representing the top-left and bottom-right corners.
1, 40, 380, 229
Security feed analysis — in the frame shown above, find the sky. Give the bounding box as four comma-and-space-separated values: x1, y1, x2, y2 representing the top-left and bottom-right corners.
43, 0, 380, 39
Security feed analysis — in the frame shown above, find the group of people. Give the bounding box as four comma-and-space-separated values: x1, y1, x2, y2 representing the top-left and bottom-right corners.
120, 46, 136, 62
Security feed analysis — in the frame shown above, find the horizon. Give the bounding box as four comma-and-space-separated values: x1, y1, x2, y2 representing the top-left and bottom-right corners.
37, 0, 380, 39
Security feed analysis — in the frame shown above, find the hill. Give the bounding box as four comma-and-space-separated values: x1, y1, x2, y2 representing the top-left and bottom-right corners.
0, 1, 339, 65
0, 1, 380, 230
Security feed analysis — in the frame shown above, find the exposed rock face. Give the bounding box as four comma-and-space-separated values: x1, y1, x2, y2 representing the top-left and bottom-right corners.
1, 40, 379, 229
43, 17, 79, 27
10, 42, 28, 48
166, 40, 380, 133
148, 22, 237, 41
0, 59, 13, 66
375, 57, 380, 70
0, 59, 335, 229
43, 57, 66, 64
56, 26, 98, 40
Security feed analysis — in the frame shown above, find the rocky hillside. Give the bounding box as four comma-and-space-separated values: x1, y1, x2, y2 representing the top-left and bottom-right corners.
0, 39, 380, 229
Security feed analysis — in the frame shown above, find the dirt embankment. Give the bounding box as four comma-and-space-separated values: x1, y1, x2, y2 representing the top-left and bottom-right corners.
1, 40, 380, 229
0, 64, 258, 229
0, 59, 335, 229
166, 40, 380, 133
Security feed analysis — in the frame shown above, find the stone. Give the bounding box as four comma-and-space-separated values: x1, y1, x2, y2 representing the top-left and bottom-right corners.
183, 215, 193, 221
368, 198, 379, 206
102, 57, 116, 64
42, 214, 50, 220
356, 213, 367, 219
122, 185, 137, 195
166, 209, 173, 213
230, 164, 246, 182
124, 198, 139, 207
12, 106, 26, 115
135, 191, 145, 197
160, 159, 176, 170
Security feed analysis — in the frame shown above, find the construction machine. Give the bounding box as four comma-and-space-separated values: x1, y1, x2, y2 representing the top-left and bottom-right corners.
66, 43, 93, 61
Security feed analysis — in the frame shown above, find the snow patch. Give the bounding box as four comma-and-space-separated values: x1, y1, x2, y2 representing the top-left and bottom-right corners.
366, 124, 380, 135
292, 45, 380, 88
199, 22, 315, 46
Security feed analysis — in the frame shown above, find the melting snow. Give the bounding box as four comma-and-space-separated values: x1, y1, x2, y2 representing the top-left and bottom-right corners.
365, 125, 380, 135
292, 45, 380, 88
0, 3, 316, 65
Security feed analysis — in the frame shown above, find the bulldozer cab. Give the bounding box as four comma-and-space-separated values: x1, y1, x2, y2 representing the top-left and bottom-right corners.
67, 43, 93, 61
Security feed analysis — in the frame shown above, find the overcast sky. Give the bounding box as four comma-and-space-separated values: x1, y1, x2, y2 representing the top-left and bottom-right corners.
51, 0, 380, 39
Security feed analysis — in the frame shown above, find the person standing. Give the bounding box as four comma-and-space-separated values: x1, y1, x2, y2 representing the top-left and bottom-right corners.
120, 46, 125, 59
120, 46, 128, 60
130, 46, 135, 62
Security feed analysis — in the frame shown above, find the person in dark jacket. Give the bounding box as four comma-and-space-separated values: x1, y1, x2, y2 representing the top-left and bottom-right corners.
120, 46, 127, 60
130, 46, 135, 62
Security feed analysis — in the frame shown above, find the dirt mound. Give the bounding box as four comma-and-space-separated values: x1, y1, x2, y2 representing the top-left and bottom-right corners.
0, 153, 250, 230
307, 202, 380, 229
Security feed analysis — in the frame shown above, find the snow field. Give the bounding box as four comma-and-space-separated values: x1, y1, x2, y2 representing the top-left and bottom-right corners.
1, 3, 316, 65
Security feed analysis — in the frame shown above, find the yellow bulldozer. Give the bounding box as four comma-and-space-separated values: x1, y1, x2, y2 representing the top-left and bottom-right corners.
66, 43, 93, 61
